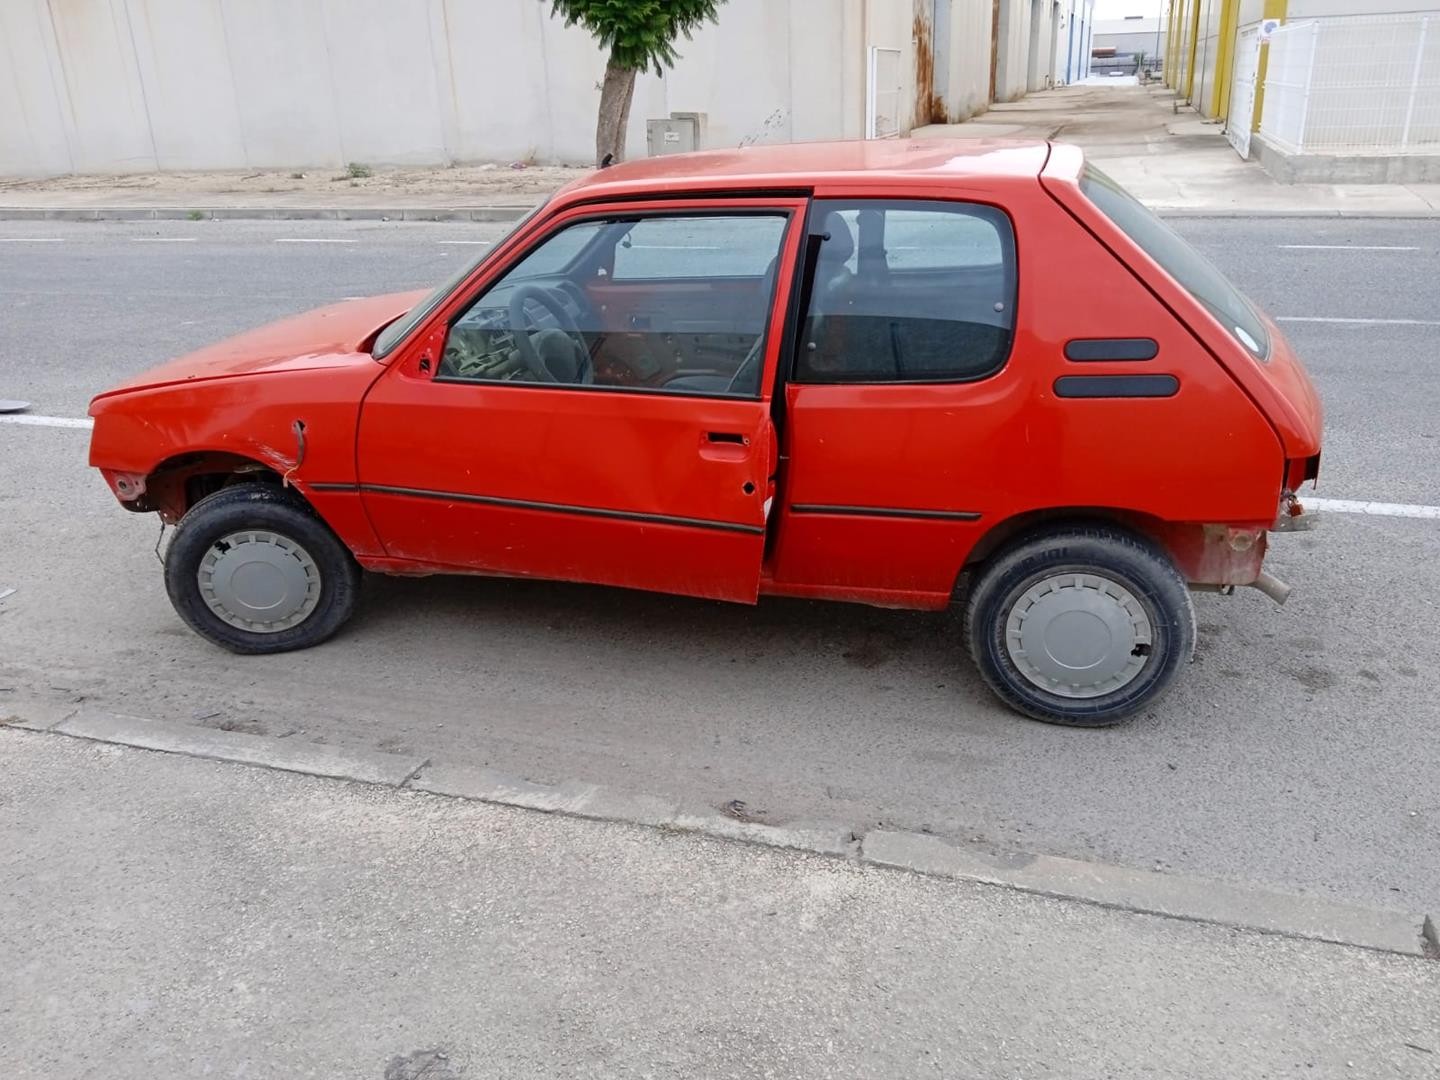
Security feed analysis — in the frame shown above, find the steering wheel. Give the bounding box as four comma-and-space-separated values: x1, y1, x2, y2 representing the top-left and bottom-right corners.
507, 284, 592, 384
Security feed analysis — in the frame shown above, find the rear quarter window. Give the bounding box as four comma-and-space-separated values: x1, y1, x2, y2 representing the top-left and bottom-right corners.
1079, 167, 1270, 361
795, 199, 1017, 384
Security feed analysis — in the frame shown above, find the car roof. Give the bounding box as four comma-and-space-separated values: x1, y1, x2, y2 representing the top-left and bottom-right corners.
552, 139, 1057, 204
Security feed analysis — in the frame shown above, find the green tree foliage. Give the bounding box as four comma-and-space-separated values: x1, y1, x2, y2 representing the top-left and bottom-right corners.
548, 1, 726, 165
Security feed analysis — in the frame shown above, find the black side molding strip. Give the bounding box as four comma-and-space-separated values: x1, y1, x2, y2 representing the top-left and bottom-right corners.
360, 483, 765, 535
790, 504, 982, 522
1054, 374, 1180, 399
1064, 338, 1159, 362
308, 482, 359, 493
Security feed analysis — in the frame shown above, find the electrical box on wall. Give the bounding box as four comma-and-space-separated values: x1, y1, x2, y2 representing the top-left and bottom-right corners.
646, 113, 706, 156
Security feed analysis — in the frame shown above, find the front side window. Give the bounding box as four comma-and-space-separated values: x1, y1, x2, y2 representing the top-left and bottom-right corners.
438, 211, 789, 397
1080, 166, 1270, 361
795, 199, 1017, 384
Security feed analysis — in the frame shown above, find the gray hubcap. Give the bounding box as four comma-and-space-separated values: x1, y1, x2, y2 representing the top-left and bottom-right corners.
198, 530, 321, 633
1004, 572, 1154, 699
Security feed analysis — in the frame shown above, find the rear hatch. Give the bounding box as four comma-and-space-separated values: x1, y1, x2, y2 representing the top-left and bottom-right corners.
1040, 144, 1322, 464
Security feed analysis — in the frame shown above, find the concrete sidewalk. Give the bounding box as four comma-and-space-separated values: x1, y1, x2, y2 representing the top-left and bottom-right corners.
4, 86, 1439, 222
0, 161, 569, 221
3, 727, 1438, 1079
916, 84, 1440, 215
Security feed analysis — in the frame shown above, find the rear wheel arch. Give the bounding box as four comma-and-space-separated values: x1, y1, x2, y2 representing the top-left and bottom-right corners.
958, 507, 1172, 593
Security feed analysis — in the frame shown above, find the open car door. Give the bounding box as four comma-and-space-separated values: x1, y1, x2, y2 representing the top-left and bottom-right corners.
355, 195, 808, 603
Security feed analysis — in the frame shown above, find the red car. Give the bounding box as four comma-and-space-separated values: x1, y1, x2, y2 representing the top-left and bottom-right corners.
89, 141, 1322, 726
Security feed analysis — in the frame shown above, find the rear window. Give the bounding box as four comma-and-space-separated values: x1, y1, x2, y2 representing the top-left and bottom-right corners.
1079, 167, 1269, 361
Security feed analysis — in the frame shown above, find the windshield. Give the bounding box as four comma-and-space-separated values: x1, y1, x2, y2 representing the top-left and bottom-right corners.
1079, 167, 1269, 361
371, 199, 549, 359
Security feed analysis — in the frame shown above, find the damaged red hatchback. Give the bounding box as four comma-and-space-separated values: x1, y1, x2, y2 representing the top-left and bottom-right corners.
89, 141, 1322, 725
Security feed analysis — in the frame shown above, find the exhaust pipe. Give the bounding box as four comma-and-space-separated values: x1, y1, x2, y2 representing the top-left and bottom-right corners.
1248, 571, 1292, 606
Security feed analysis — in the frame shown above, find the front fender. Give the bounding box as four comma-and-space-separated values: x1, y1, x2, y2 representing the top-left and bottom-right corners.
88, 364, 385, 555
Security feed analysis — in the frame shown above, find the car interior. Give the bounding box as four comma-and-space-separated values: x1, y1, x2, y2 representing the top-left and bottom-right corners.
437, 202, 1016, 395
799, 205, 1016, 383
439, 214, 783, 396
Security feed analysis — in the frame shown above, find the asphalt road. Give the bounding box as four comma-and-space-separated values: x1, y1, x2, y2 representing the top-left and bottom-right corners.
2, 217, 1438, 914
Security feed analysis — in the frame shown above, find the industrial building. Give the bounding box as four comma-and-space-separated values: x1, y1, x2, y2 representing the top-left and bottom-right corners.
1165, 0, 1440, 179
2, 0, 1095, 176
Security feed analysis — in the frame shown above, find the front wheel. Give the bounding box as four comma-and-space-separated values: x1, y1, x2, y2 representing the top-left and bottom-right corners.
963, 526, 1196, 726
163, 484, 361, 654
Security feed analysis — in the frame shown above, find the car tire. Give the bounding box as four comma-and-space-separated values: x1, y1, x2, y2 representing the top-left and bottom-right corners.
963, 525, 1195, 727
163, 483, 361, 655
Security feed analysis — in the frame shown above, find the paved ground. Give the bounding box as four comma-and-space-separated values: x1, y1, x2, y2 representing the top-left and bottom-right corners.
6, 87, 1440, 218
917, 85, 1440, 215
3, 730, 1437, 1079
933, 84, 1440, 216
1, 217, 1438, 923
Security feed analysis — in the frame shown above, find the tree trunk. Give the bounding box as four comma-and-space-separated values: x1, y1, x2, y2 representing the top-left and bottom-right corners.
596, 52, 637, 167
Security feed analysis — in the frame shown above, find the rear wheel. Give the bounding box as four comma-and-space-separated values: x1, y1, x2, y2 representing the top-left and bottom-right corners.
163, 484, 361, 654
963, 525, 1195, 726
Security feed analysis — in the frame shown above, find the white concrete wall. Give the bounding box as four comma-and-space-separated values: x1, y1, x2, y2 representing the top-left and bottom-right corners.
0, 0, 914, 177
1189, 0, 1225, 114
1057, 0, 1097, 84
1073, 0, 1097, 81
937, 0, 998, 121
995, 0, 1035, 100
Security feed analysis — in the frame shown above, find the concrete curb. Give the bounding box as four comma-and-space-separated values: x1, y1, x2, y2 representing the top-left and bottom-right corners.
861, 830, 1429, 959
0, 205, 536, 223
32, 707, 428, 787
7, 705, 1433, 959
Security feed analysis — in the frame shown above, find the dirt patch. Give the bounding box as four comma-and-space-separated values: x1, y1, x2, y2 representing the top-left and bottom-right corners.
0, 162, 587, 202
1283, 666, 1338, 693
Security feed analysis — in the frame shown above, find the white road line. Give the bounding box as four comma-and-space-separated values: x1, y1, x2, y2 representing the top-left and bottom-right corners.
1278, 244, 1420, 252
1307, 497, 1440, 521
0, 414, 93, 429
131, 237, 197, 243
273, 238, 358, 244
2, 413, 1437, 522
1277, 316, 1440, 327
0, 238, 64, 243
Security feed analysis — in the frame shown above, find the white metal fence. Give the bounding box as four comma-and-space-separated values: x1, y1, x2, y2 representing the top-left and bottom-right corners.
1260, 13, 1440, 154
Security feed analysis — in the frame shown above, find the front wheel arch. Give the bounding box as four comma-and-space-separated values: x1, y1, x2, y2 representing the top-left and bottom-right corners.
125, 452, 292, 521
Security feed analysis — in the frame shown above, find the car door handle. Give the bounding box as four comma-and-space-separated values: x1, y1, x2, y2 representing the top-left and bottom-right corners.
699, 431, 751, 463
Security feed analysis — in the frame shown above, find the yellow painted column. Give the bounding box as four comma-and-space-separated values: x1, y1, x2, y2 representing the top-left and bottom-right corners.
1211, 0, 1241, 118
1166, 1, 1184, 88
1184, 0, 1203, 101
1169, 0, 1188, 91
1251, 0, 1288, 132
